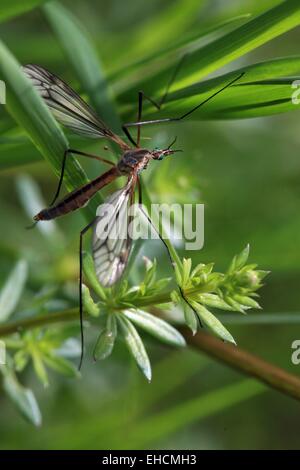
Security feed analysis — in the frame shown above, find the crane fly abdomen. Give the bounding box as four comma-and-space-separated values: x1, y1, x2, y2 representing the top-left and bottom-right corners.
34, 166, 119, 221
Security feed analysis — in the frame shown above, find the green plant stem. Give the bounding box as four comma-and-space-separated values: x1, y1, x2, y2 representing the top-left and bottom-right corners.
1, 307, 300, 402
0, 309, 78, 337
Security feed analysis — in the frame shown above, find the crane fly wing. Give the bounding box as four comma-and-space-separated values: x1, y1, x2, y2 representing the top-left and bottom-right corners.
92, 178, 135, 287
23, 64, 121, 143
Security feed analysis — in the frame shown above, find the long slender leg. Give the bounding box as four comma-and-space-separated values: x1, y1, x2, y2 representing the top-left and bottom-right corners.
137, 175, 142, 205
123, 72, 245, 132
123, 55, 188, 148
122, 124, 137, 148
136, 91, 143, 148
140, 54, 189, 113
159, 54, 189, 109
79, 218, 96, 370
123, 89, 171, 147
137, 178, 201, 328
50, 148, 114, 207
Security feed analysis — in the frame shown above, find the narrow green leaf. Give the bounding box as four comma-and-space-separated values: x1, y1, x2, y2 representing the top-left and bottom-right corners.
199, 293, 234, 311
124, 309, 186, 347
143, 259, 157, 288
1, 363, 42, 426
174, 263, 182, 286
256, 270, 271, 281
0, 40, 65, 169
16, 175, 60, 240
43, 1, 121, 138
0, 260, 28, 322
119, 1, 300, 101
191, 302, 236, 345
233, 295, 261, 310
232, 245, 250, 272
31, 351, 49, 387
182, 258, 192, 287
0, 0, 49, 23
93, 314, 117, 361
183, 303, 198, 335
0, 40, 98, 217
117, 315, 151, 382
124, 57, 300, 121
112, 13, 252, 95
14, 350, 29, 372
82, 284, 100, 317
43, 353, 79, 378
224, 296, 246, 313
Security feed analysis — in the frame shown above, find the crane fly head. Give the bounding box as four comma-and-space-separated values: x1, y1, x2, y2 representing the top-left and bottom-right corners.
151, 136, 182, 161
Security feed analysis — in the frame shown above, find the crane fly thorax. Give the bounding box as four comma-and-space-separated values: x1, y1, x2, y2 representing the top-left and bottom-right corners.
117, 149, 152, 175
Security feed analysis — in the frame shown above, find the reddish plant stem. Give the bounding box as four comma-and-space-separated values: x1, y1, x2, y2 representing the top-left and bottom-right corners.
181, 327, 300, 401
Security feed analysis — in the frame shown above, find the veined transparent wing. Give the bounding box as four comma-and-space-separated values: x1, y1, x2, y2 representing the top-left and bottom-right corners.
22, 64, 123, 144
92, 178, 135, 286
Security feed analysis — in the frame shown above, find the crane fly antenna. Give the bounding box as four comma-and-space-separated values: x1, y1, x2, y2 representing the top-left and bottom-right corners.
166, 136, 182, 153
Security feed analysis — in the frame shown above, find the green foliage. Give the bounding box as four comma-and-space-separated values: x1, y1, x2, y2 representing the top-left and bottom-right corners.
118, 315, 152, 382
1, 359, 41, 426
117, 0, 300, 106
0, 0, 299, 438
43, 1, 121, 134
0, 0, 49, 23
0, 40, 98, 217
0, 260, 79, 418
81, 247, 266, 378
173, 245, 268, 342
123, 309, 186, 348
0, 260, 28, 322
12, 329, 79, 387
93, 314, 117, 360
143, 57, 300, 120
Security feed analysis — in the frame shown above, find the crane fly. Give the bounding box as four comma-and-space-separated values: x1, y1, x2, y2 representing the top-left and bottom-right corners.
23, 63, 244, 366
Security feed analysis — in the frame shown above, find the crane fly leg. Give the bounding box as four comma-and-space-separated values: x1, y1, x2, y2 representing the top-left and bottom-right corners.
50, 148, 115, 207
79, 218, 96, 370
137, 178, 202, 328
122, 55, 188, 148
123, 72, 245, 131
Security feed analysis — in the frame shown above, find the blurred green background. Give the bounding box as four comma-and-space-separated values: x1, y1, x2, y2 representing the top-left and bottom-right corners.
1, 0, 300, 450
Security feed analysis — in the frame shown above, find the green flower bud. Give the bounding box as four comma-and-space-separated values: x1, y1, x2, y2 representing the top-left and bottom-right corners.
236, 270, 260, 289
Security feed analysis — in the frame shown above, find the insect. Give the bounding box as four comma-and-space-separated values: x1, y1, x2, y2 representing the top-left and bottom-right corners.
23, 63, 244, 366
